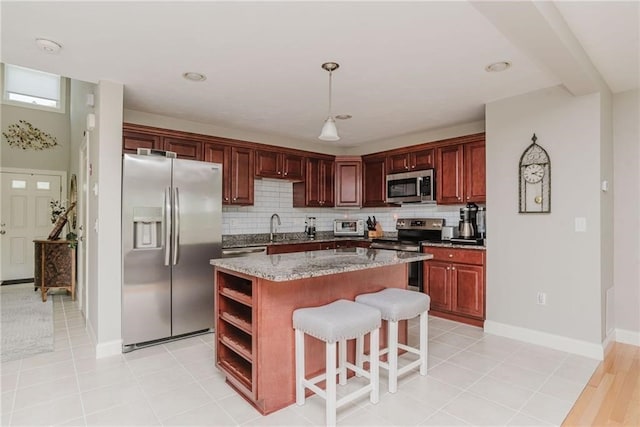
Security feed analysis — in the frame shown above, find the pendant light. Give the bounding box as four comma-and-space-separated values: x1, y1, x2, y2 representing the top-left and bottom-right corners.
319, 62, 340, 141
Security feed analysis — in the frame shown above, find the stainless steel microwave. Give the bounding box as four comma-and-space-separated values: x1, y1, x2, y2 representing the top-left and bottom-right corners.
386, 169, 436, 204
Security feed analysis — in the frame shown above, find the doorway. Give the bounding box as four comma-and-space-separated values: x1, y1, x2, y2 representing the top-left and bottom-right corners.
0, 168, 66, 283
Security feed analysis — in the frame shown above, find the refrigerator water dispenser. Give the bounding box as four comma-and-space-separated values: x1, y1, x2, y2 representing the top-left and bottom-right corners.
133, 207, 162, 249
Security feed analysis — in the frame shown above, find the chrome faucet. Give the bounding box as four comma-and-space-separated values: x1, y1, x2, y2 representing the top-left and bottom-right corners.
270, 213, 281, 242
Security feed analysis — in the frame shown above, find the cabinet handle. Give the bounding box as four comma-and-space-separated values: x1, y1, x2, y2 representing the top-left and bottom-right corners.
452, 267, 456, 270
466, 196, 470, 200
277, 171, 281, 175
233, 197, 237, 201
447, 267, 450, 270
448, 254, 453, 258
411, 165, 415, 169
224, 197, 229, 201
284, 172, 288, 176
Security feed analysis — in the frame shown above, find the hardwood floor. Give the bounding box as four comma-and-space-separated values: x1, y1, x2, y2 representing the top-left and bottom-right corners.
563, 342, 640, 426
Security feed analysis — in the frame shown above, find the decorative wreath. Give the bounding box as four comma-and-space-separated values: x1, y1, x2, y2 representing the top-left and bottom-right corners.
2, 120, 58, 150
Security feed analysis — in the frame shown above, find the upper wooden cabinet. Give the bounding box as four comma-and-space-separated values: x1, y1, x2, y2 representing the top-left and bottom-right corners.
386, 148, 434, 174
255, 150, 304, 181
123, 130, 163, 153
203, 142, 231, 204
293, 156, 335, 207
436, 135, 485, 204
361, 154, 388, 207
164, 136, 203, 160
334, 157, 362, 207
229, 147, 255, 205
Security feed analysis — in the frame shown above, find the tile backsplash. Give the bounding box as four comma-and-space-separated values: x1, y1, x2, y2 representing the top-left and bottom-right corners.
222, 179, 463, 235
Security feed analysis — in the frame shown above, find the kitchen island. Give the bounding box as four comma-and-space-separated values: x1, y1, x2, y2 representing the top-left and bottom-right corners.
210, 247, 433, 415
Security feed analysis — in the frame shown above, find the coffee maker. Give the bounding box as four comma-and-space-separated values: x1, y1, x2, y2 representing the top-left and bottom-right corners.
458, 202, 478, 239
305, 216, 316, 239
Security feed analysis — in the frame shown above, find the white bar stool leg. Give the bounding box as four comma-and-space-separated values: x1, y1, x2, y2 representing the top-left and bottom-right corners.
295, 328, 305, 405
355, 335, 364, 376
338, 338, 347, 385
419, 312, 428, 375
388, 320, 399, 393
326, 341, 337, 426
370, 328, 380, 404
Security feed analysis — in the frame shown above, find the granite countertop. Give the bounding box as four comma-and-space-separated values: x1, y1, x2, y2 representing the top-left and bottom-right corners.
222, 231, 393, 249
422, 241, 486, 250
210, 247, 433, 281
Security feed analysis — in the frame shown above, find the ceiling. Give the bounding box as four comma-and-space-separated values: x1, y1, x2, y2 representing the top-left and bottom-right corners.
1, 1, 638, 148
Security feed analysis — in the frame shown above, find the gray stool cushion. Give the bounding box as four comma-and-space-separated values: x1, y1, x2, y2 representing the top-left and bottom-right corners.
356, 288, 430, 322
293, 299, 381, 343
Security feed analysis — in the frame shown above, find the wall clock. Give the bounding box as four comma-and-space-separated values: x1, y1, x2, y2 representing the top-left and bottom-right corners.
519, 134, 551, 213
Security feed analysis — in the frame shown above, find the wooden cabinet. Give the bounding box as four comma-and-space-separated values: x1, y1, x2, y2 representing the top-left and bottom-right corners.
229, 147, 255, 205
255, 150, 304, 181
335, 157, 362, 207
464, 140, 486, 203
423, 246, 485, 326
362, 154, 389, 207
216, 270, 256, 400
436, 144, 464, 204
123, 130, 163, 153
34, 240, 76, 302
293, 156, 335, 207
163, 136, 202, 160
387, 148, 434, 174
436, 136, 485, 204
203, 142, 231, 203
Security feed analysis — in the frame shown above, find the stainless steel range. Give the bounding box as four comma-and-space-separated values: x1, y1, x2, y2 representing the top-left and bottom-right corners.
370, 218, 444, 291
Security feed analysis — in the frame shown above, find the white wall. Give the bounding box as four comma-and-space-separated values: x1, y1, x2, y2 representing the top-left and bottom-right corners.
485, 85, 605, 356
613, 89, 640, 345
87, 81, 123, 358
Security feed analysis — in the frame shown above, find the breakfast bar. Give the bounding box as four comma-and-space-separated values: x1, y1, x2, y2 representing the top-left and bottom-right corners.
210, 247, 433, 415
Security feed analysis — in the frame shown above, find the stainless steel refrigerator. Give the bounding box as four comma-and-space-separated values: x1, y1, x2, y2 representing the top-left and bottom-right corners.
122, 151, 222, 350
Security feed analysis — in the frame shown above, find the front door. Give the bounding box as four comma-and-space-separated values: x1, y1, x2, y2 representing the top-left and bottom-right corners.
0, 171, 62, 282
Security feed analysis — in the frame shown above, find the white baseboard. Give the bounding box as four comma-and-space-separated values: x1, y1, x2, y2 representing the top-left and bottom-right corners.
615, 328, 640, 346
96, 339, 123, 359
484, 320, 604, 360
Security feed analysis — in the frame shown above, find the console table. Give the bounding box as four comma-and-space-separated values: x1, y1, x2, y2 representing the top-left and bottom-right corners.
34, 240, 76, 302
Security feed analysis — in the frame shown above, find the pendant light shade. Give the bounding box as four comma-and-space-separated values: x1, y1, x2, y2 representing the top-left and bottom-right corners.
318, 62, 340, 141
319, 117, 339, 141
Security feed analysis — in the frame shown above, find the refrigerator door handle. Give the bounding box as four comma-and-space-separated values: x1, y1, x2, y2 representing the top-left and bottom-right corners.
173, 187, 180, 265
164, 186, 171, 266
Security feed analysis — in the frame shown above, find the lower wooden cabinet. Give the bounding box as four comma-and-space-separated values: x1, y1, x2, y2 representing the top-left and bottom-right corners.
423, 246, 485, 326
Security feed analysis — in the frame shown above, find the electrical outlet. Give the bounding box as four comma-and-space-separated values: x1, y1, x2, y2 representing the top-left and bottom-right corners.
537, 292, 547, 305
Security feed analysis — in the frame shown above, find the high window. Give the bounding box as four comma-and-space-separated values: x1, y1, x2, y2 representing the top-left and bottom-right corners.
2, 64, 65, 113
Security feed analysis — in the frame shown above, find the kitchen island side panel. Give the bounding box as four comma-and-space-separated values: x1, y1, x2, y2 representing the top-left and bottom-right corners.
253, 263, 408, 414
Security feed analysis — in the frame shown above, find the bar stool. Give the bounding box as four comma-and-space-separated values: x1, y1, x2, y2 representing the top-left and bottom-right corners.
293, 299, 381, 426
355, 288, 430, 393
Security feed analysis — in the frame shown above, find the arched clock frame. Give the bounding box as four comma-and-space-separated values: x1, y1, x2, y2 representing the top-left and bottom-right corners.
519, 134, 551, 213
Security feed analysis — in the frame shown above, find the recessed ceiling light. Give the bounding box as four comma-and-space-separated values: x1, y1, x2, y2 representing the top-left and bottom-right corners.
335, 115, 352, 120
485, 61, 511, 72
36, 38, 62, 54
182, 72, 207, 82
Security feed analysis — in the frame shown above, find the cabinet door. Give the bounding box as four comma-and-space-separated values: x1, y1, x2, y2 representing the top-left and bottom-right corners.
436, 144, 464, 204
304, 157, 322, 207
387, 153, 410, 173
204, 143, 231, 204
320, 159, 335, 207
464, 140, 486, 203
255, 150, 281, 179
424, 261, 451, 311
282, 154, 304, 181
123, 131, 162, 154
410, 148, 434, 171
230, 147, 254, 205
335, 160, 361, 207
362, 154, 388, 207
267, 242, 322, 254
451, 264, 484, 318
164, 137, 203, 160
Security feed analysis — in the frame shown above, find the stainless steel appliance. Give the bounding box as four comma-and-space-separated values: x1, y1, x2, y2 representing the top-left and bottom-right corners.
476, 207, 486, 239
370, 218, 445, 291
386, 169, 435, 204
305, 216, 316, 239
122, 151, 222, 351
441, 225, 458, 241
334, 219, 365, 236
450, 203, 485, 245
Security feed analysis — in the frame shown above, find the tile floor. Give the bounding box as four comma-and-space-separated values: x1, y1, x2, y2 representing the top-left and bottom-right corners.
1, 290, 600, 426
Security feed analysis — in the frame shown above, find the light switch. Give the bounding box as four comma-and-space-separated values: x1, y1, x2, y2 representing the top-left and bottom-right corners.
575, 217, 587, 232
